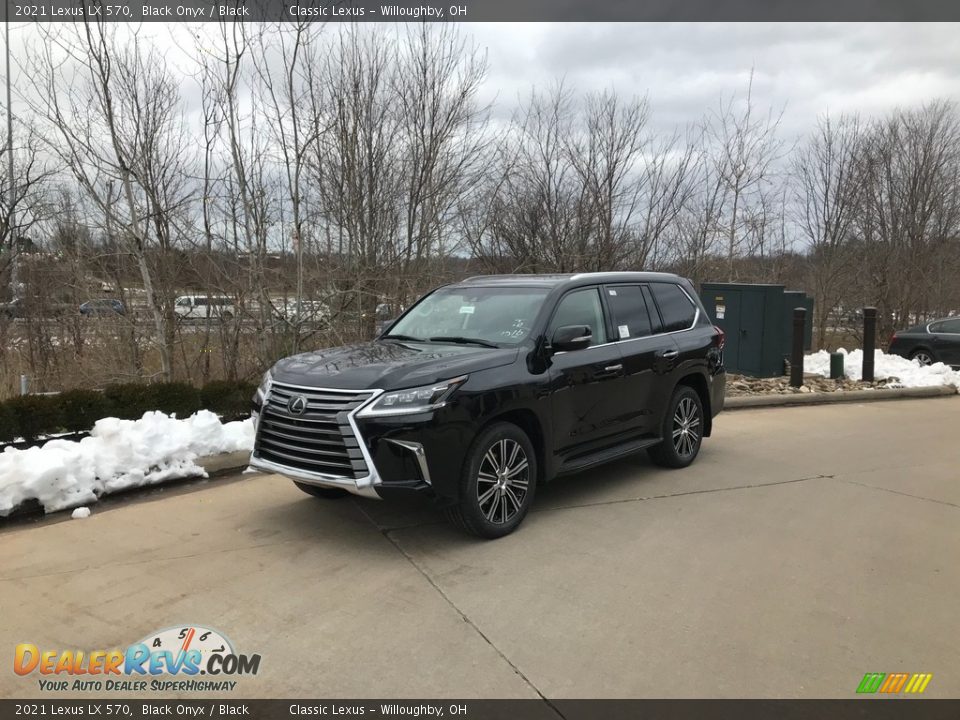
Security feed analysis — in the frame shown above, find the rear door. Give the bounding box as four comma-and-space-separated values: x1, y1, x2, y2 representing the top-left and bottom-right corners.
602, 284, 670, 440
547, 286, 626, 462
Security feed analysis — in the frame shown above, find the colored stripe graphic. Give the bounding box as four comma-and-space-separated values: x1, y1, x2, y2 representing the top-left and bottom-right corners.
857, 672, 932, 694
880, 673, 909, 693
904, 674, 933, 694
857, 673, 886, 694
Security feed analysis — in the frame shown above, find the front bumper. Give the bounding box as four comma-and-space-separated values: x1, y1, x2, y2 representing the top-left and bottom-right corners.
250, 384, 470, 502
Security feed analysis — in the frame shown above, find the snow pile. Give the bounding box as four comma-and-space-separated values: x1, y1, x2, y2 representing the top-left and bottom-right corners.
804, 348, 960, 389
71, 507, 91, 520
0, 411, 254, 517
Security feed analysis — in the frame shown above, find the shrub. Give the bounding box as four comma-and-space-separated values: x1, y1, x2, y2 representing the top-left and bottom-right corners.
0, 402, 17, 443
103, 383, 155, 420
149, 382, 202, 419
6, 394, 64, 442
58, 389, 113, 433
200, 380, 256, 420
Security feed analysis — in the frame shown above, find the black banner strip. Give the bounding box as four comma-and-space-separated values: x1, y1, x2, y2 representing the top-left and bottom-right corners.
7, 0, 960, 23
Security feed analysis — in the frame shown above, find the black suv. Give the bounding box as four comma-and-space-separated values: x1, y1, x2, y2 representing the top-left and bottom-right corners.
250, 273, 726, 538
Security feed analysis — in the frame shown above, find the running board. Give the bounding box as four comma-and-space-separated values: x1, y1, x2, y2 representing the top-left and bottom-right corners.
555, 438, 661, 476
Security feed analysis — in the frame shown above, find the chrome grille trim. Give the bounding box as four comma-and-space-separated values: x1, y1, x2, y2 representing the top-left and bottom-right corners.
250, 382, 384, 498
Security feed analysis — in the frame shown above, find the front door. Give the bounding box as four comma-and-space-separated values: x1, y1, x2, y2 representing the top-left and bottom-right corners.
547, 287, 626, 463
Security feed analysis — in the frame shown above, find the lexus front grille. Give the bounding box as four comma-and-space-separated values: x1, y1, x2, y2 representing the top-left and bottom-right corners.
253, 383, 374, 478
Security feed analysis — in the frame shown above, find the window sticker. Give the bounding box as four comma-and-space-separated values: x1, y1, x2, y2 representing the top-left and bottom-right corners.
608, 289, 618, 296
619, 324, 630, 339
459, 306, 475, 314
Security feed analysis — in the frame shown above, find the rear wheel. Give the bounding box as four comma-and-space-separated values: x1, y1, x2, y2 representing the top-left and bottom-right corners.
648, 385, 704, 469
293, 481, 349, 499
910, 349, 935, 366
444, 422, 537, 539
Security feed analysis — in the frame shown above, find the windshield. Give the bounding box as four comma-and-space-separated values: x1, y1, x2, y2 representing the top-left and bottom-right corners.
385, 286, 549, 346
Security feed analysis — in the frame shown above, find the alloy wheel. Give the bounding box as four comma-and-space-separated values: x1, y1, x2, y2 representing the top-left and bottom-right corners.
672, 396, 701, 458
476, 438, 530, 525
914, 351, 933, 366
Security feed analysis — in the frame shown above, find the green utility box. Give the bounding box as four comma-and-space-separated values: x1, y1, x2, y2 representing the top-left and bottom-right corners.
700, 283, 814, 378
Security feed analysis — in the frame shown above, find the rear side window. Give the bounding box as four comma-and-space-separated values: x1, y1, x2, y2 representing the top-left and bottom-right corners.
932, 319, 960, 333
605, 285, 653, 340
649, 283, 697, 333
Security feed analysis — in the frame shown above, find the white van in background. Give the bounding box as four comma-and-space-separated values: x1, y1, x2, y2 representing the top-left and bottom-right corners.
174, 295, 236, 320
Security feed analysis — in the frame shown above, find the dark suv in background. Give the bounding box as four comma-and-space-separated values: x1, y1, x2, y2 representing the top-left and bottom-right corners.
251, 272, 726, 538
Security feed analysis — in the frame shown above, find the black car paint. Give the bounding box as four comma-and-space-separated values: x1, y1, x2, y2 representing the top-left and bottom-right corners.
254, 272, 725, 506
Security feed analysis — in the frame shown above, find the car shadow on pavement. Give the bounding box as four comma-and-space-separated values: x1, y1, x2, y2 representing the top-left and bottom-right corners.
250, 492, 404, 555
350, 448, 680, 539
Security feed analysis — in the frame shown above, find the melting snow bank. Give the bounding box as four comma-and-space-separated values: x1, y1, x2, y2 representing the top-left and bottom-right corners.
805, 349, 960, 389
0, 411, 254, 517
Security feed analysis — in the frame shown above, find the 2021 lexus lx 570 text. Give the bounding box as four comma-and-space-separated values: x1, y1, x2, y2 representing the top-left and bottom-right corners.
250, 272, 726, 538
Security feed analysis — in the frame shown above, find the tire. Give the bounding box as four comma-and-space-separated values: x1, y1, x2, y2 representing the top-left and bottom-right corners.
444, 422, 537, 539
910, 349, 935, 366
648, 385, 704, 469
293, 481, 350, 499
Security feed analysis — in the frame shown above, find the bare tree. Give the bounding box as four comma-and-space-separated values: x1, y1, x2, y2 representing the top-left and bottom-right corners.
703, 72, 787, 279
854, 101, 960, 335
0, 126, 56, 298
28, 20, 193, 380
794, 113, 865, 347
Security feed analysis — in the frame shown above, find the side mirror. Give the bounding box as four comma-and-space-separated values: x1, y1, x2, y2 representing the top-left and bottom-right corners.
551, 325, 592, 352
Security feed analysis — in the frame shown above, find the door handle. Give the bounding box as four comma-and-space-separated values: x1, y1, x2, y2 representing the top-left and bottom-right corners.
604, 364, 623, 372
659, 350, 679, 360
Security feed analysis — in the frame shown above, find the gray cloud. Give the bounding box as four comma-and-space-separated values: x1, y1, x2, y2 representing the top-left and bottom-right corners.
8, 21, 959, 145
467, 22, 960, 139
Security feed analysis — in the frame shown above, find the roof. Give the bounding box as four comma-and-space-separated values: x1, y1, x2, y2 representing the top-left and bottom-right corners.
455, 271, 683, 288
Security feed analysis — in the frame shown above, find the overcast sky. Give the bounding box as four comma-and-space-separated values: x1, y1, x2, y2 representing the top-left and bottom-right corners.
8, 22, 960, 142
468, 23, 960, 138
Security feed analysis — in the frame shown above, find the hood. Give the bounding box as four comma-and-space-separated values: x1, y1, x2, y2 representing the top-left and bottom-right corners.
271, 340, 519, 390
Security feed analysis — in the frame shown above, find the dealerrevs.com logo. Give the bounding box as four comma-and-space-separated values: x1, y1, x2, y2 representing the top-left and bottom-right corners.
14, 625, 261, 693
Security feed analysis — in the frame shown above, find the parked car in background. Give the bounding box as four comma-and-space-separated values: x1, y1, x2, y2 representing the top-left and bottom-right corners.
79, 298, 125, 316
275, 298, 328, 323
889, 317, 960, 368
250, 272, 726, 538
371, 302, 403, 336
174, 295, 235, 321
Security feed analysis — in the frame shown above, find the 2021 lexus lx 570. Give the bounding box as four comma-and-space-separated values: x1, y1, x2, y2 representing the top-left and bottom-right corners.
250, 272, 726, 538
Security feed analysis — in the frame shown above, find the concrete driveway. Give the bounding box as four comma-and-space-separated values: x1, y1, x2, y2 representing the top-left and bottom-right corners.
2, 397, 958, 699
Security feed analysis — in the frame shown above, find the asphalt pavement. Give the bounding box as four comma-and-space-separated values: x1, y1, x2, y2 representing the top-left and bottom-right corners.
2, 396, 958, 699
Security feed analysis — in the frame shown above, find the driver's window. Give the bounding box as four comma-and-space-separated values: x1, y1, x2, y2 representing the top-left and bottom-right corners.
549, 289, 607, 346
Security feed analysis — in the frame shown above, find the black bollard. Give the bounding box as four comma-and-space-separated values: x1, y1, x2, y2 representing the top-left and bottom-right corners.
790, 307, 806, 388
862, 307, 877, 382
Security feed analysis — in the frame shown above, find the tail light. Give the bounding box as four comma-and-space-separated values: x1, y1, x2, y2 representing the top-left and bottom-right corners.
713, 325, 725, 350
889, 332, 898, 350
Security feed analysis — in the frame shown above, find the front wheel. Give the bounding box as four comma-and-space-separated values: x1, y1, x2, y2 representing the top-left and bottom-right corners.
293, 481, 349, 499
648, 385, 704, 469
444, 422, 537, 539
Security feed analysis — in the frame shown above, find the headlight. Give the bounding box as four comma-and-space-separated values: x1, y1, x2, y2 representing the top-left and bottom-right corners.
256, 369, 273, 401
357, 376, 467, 418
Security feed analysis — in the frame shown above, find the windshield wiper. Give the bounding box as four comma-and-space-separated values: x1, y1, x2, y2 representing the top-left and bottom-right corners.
429, 336, 499, 348
381, 333, 424, 342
